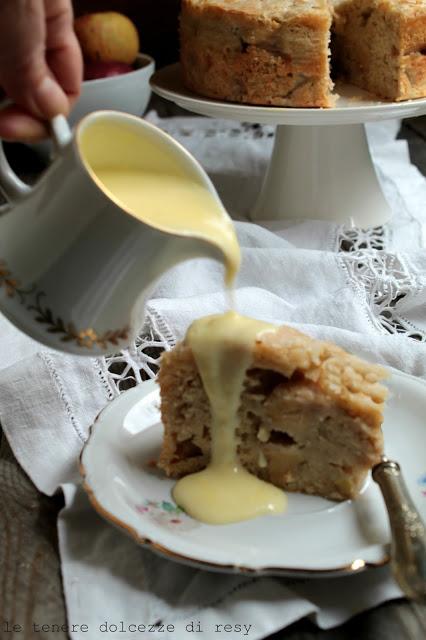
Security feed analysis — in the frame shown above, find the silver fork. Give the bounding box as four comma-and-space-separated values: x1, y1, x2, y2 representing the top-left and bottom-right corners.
373, 458, 426, 601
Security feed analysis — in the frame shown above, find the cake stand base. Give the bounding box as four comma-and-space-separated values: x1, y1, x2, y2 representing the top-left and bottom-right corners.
251, 124, 391, 227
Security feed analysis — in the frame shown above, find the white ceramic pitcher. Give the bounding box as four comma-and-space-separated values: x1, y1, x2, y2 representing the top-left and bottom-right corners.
0, 111, 233, 355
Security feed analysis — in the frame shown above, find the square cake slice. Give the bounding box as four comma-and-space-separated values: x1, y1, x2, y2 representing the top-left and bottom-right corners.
332, 0, 426, 101
158, 326, 388, 501
180, 0, 334, 107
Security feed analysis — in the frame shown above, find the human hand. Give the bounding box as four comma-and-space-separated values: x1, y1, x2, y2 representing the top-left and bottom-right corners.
0, 0, 83, 142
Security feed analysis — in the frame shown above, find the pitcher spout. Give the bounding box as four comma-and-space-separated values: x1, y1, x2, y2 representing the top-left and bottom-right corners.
129, 231, 237, 344
77, 111, 241, 285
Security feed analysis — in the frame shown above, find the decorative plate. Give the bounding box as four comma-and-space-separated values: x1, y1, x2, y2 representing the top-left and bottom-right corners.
80, 370, 426, 577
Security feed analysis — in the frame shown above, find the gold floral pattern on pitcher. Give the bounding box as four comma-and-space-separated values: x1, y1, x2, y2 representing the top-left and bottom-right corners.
0, 259, 129, 350
0, 260, 35, 301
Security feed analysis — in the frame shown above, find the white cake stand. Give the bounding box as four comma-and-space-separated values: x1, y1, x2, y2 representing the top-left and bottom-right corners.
151, 64, 426, 227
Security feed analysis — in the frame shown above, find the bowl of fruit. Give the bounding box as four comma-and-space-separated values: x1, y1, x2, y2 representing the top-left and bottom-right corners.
70, 11, 155, 125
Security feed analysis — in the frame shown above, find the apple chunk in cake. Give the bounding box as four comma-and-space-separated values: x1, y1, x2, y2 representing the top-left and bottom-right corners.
158, 326, 388, 501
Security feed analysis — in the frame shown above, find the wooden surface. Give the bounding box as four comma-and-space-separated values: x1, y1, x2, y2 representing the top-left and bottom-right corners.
1, 114, 426, 639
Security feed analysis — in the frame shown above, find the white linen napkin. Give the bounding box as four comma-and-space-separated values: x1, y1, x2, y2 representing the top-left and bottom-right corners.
2, 113, 426, 639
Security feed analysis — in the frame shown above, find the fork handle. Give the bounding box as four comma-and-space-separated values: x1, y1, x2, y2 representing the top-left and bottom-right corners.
373, 459, 426, 601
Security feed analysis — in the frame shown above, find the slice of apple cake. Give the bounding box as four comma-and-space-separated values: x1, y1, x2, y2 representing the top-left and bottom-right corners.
180, 0, 334, 107
332, 0, 426, 102
158, 325, 388, 501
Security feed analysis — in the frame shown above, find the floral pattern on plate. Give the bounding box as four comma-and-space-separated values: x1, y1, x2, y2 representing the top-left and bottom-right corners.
417, 473, 426, 497
135, 499, 199, 531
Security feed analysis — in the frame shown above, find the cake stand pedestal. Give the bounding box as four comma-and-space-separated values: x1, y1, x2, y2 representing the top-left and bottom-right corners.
151, 65, 426, 227
251, 124, 389, 225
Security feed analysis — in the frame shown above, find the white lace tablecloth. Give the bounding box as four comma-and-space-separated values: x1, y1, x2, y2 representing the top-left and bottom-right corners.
1, 113, 426, 640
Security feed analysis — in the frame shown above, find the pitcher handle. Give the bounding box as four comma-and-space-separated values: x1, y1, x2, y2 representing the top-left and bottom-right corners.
0, 144, 31, 205
0, 113, 72, 207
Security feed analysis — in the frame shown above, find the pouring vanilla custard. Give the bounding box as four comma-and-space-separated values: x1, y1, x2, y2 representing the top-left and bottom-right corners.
78, 119, 240, 285
92, 177, 286, 524
79, 119, 286, 524
173, 311, 287, 524
93, 169, 240, 285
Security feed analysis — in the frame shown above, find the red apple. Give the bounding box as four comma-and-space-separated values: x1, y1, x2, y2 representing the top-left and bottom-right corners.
84, 60, 134, 81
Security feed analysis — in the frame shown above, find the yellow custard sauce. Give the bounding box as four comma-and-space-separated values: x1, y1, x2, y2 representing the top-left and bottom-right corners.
78, 118, 240, 286
93, 169, 240, 286
173, 311, 287, 524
